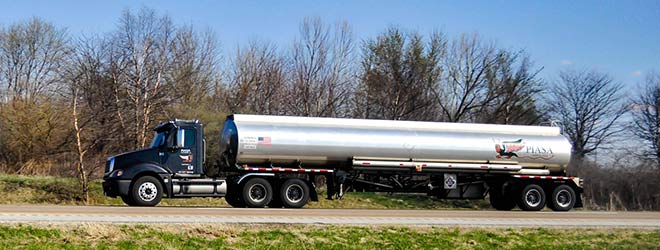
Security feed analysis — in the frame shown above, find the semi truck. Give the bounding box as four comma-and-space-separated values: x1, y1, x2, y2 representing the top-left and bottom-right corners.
103, 114, 583, 211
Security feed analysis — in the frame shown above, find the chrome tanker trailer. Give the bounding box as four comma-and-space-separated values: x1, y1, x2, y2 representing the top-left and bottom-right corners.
103, 114, 583, 211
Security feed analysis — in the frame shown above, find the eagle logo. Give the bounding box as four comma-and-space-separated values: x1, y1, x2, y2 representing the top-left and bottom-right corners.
495, 139, 525, 159
179, 154, 193, 163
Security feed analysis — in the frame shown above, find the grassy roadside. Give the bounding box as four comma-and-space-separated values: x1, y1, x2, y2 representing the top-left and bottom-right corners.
0, 224, 658, 250
0, 174, 489, 209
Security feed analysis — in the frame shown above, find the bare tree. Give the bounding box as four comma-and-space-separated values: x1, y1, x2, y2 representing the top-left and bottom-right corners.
355, 28, 444, 121
477, 51, 544, 125
546, 69, 626, 164
225, 40, 286, 115
435, 33, 499, 122
286, 17, 355, 117
630, 72, 660, 168
0, 18, 70, 174
61, 36, 115, 201
71, 89, 90, 203
169, 26, 219, 105
0, 18, 69, 101
109, 8, 176, 148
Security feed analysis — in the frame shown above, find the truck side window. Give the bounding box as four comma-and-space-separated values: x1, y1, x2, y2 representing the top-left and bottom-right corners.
184, 128, 195, 148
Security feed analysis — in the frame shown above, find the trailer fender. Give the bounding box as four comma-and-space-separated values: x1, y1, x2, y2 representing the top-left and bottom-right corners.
236, 173, 275, 185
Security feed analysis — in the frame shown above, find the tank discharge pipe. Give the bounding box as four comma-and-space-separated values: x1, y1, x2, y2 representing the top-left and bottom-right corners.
352, 159, 550, 175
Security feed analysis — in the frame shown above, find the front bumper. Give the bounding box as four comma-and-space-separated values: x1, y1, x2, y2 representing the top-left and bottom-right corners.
102, 179, 131, 197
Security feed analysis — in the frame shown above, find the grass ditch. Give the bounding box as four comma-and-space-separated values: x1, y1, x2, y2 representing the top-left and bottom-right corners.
0, 224, 658, 249
0, 174, 489, 209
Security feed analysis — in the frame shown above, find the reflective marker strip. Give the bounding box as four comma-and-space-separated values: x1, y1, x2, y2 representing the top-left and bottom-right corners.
513, 175, 573, 180
243, 167, 333, 173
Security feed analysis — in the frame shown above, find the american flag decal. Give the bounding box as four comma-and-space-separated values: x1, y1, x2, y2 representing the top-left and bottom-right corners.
257, 136, 272, 146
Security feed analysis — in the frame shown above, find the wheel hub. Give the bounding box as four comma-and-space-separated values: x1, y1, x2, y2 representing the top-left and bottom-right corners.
556, 190, 572, 208
286, 184, 304, 203
525, 189, 541, 207
249, 184, 267, 202
138, 182, 157, 201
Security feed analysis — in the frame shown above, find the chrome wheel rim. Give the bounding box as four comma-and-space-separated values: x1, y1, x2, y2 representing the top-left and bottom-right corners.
525, 189, 542, 207
556, 190, 572, 208
138, 182, 158, 202
285, 184, 304, 203
249, 183, 267, 203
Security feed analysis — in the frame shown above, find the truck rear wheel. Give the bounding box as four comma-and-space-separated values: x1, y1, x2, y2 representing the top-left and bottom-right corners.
548, 185, 576, 211
130, 176, 163, 207
242, 178, 272, 208
225, 189, 245, 208
518, 184, 546, 211
279, 179, 310, 208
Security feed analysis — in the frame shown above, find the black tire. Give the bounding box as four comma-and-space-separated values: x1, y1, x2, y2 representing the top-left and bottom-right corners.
268, 196, 283, 208
241, 178, 272, 208
268, 180, 283, 208
489, 190, 516, 211
225, 190, 245, 208
130, 176, 163, 206
548, 185, 576, 211
121, 195, 137, 206
279, 179, 310, 208
518, 184, 546, 211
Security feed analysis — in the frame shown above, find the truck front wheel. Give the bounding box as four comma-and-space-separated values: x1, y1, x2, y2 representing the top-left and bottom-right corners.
121, 195, 137, 206
518, 184, 546, 211
279, 179, 310, 208
129, 176, 163, 206
242, 178, 272, 208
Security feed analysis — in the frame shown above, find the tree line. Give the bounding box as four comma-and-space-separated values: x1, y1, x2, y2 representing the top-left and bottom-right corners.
0, 8, 658, 209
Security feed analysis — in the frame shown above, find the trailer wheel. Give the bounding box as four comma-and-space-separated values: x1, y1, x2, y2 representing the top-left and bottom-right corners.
130, 176, 162, 206
279, 179, 310, 208
518, 184, 546, 211
548, 185, 576, 211
242, 178, 272, 208
489, 191, 516, 211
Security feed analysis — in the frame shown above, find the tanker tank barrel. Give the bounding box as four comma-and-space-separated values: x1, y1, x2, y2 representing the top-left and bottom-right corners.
215, 114, 572, 176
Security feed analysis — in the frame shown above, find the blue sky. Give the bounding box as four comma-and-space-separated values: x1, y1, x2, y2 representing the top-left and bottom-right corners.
1, 1, 659, 87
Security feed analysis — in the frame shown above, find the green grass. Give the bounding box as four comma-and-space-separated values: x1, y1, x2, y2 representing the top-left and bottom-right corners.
0, 224, 658, 249
0, 174, 488, 209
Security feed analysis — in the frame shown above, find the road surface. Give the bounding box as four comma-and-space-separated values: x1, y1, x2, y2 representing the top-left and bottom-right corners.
0, 205, 658, 228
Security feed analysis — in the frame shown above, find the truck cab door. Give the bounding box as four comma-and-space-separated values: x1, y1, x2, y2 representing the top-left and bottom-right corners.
162, 127, 200, 175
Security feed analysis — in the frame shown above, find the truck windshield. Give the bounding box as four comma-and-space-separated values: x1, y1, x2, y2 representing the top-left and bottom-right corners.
151, 132, 166, 148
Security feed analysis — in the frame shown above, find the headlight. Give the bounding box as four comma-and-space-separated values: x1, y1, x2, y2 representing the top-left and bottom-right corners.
107, 157, 115, 173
